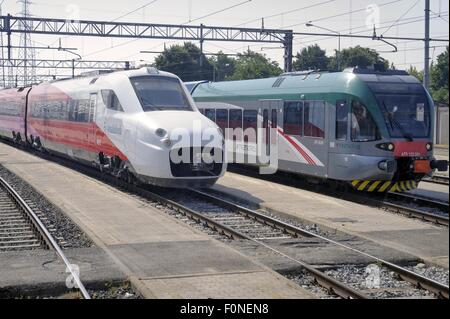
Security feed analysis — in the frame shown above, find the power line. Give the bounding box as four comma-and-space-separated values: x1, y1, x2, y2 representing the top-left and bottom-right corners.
234, 0, 339, 27
112, 0, 160, 22
430, 10, 449, 23
184, 0, 253, 25
382, 0, 421, 36
84, 0, 255, 59
284, 0, 405, 29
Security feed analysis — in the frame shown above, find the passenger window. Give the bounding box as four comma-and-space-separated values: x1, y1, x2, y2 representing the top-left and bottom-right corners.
243, 110, 258, 143
229, 110, 243, 129
351, 100, 380, 142
102, 90, 124, 112
304, 101, 325, 138
205, 109, 216, 122
216, 109, 228, 132
283, 101, 303, 136
229, 109, 243, 141
336, 100, 348, 140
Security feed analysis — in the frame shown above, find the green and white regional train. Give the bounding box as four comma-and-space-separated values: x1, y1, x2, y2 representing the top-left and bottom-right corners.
187, 68, 448, 193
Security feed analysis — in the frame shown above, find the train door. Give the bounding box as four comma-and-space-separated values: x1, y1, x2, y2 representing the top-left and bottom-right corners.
259, 100, 281, 167
88, 93, 98, 148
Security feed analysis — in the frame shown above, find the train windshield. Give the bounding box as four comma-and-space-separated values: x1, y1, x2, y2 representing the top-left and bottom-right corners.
131, 76, 193, 111
368, 83, 431, 139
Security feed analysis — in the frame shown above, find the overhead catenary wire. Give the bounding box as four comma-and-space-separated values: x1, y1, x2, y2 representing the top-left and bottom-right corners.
382, 0, 421, 36
183, 0, 253, 25
234, 0, 339, 27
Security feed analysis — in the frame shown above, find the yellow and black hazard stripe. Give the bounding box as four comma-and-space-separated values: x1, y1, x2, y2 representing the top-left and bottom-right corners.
351, 180, 418, 193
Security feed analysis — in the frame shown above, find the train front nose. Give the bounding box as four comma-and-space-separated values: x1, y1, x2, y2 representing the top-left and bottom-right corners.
133, 113, 225, 188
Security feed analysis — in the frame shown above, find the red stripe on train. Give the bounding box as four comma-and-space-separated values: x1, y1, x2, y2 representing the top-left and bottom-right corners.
277, 129, 317, 166
28, 118, 129, 161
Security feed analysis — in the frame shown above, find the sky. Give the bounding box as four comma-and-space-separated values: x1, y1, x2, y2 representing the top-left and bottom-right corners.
0, 0, 449, 79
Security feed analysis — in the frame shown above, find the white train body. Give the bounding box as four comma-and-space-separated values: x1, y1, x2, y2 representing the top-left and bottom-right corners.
0, 67, 226, 188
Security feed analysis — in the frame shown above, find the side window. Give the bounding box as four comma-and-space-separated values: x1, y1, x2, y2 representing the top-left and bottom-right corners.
229, 109, 243, 141
336, 100, 348, 140
351, 100, 380, 142
271, 109, 278, 129
243, 110, 258, 143
216, 109, 228, 132
102, 90, 124, 112
284, 101, 303, 136
77, 100, 89, 123
304, 101, 325, 139
205, 109, 216, 122
198, 108, 205, 115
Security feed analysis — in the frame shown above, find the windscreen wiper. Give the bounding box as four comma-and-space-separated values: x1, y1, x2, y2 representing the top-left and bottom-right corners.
382, 101, 413, 142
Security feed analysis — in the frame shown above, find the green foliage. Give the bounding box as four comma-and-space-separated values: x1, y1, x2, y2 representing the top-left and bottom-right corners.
293, 45, 330, 71
227, 50, 283, 81
407, 66, 424, 82
328, 45, 389, 71
430, 46, 449, 103
208, 52, 236, 82
154, 42, 214, 82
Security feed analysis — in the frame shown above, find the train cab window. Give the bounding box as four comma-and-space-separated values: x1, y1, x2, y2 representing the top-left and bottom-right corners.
284, 101, 303, 136
102, 90, 124, 112
131, 76, 193, 112
205, 109, 216, 122
243, 110, 258, 143
336, 100, 349, 140
198, 108, 205, 114
216, 109, 228, 132
351, 100, 380, 142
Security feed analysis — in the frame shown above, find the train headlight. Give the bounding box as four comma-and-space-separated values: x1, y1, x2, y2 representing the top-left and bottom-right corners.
155, 128, 167, 138
376, 143, 395, 152
162, 137, 172, 147
426, 143, 433, 151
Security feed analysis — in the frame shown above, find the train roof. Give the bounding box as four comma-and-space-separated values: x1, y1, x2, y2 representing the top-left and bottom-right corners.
189, 68, 422, 99
40, 67, 180, 87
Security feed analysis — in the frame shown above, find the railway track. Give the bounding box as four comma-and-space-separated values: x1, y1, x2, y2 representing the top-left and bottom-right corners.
0, 175, 91, 299
227, 165, 449, 227
4, 144, 449, 299
381, 192, 449, 226
184, 189, 449, 300
423, 175, 449, 186
0, 180, 43, 252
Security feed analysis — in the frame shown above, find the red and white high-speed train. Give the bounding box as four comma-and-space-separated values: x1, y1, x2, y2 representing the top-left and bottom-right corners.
0, 67, 226, 188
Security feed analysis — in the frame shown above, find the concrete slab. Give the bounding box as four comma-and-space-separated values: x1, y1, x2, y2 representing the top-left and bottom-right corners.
213, 172, 449, 268
0, 142, 313, 299
140, 271, 306, 299
0, 248, 124, 289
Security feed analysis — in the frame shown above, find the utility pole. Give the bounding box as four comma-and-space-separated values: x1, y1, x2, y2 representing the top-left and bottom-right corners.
17, 0, 36, 87
424, 0, 430, 90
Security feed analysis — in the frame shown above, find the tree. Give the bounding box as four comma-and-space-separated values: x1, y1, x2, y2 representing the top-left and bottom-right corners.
328, 45, 389, 71
430, 46, 449, 104
154, 42, 214, 81
293, 45, 330, 71
227, 50, 283, 80
407, 66, 424, 82
208, 52, 236, 82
